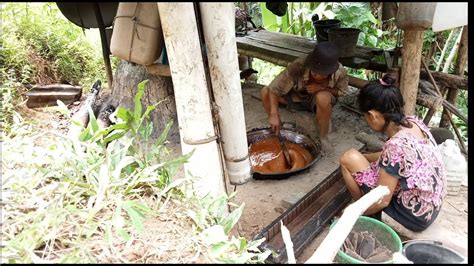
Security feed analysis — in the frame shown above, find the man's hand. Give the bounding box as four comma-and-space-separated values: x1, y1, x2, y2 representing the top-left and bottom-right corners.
269, 112, 281, 134
305, 83, 327, 94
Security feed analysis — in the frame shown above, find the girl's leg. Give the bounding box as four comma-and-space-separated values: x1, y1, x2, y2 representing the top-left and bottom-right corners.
340, 148, 371, 201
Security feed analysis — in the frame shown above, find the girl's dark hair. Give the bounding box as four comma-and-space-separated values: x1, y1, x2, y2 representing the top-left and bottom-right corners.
358, 73, 412, 129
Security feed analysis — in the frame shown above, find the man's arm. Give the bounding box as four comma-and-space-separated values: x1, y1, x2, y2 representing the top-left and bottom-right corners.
334, 66, 349, 97
267, 88, 282, 133
265, 58, 303, 132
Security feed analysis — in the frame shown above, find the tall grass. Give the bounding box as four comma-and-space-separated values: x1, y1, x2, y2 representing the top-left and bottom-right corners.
1, 3, 106, 86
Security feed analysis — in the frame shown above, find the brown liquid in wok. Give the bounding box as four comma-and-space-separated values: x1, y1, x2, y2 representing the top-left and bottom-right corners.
249, 137, 314, 174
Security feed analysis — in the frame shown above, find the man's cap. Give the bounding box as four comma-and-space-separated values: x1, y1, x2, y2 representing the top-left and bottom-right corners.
304, 41, 340, 75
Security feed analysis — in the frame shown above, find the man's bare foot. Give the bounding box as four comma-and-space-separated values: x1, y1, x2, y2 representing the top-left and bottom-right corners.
320, 138, 334, 156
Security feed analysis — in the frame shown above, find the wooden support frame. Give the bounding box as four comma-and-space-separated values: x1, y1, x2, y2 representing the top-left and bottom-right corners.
421, 59, 467, 154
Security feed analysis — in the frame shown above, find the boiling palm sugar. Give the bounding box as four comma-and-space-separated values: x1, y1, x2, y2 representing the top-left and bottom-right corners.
249, 137, 313, 174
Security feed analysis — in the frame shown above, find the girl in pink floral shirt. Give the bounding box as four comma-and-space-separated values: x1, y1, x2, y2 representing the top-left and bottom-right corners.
340, 74, 447, 232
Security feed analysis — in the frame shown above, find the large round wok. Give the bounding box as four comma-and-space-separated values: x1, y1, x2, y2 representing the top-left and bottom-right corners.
247, 126, 322, 180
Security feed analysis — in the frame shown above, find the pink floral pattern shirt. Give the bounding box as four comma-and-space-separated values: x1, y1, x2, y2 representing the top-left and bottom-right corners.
353, 116, 447, 230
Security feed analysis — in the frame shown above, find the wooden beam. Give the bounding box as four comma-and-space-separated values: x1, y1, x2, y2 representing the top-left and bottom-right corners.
419, 70, 467, 90
144, 63, 171, 76
399, 30, 424, 115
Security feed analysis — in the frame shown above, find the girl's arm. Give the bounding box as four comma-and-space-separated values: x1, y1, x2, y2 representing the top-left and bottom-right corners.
363, 168, 399, 215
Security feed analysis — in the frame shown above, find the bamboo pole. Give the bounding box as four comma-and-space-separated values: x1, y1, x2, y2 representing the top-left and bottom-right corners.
421, 59, 467, 154
157, 2, 226, 198
200, 3, 252, 185
440, 25, 468, 128
435, 28, 454, 72
442, 27, 463, 73
305, 186, 390, 263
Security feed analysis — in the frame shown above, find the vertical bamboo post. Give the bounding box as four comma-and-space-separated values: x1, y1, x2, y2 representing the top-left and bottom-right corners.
157, 3, 226, 198
399, 30, 424, 115
199, 3, 252, 185
439, 25, 468, 128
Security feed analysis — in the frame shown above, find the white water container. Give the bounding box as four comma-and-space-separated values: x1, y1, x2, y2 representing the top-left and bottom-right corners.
438, 139, 467, 195
110, 2, 163, 65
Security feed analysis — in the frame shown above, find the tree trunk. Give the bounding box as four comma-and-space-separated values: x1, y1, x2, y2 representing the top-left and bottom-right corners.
103, 60, 180, 144
440, 25, 468, 128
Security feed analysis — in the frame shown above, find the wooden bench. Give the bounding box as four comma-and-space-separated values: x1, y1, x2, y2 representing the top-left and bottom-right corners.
236, 29, 393, 72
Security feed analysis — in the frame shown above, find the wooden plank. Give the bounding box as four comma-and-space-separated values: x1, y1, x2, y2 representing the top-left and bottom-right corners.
243, 30, 383, 56
245, 35, 315, 54
26, 86, 82, 108
236, 30, 387, 71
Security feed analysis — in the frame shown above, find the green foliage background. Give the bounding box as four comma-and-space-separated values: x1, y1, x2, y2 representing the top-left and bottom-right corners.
0, 2, 108, 86
0, 2, 117, 136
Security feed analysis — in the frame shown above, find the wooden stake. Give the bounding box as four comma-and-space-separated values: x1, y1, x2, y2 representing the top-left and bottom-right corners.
399, 30, 424, 115
305, 186, 390, 264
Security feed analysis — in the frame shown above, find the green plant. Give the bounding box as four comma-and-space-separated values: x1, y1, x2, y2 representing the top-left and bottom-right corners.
187, 192, 271, 263
0, 70, 25, 138
332, 3, 389, 48
253, 3, 399, 83
1, 81, 190, 263
251, 58, 285, 85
